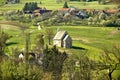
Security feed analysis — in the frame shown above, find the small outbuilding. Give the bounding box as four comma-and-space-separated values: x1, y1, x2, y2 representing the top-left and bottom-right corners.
53, 30, 72, 48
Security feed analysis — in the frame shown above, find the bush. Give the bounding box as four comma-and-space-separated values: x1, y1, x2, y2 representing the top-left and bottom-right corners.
103, 20, 115, 27
115, 19, 120, 27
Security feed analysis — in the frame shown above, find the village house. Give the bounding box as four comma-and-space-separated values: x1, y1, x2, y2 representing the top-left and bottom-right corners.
53, 30, 72, 48
75, 10, 88, 19
33, 7, 52, 17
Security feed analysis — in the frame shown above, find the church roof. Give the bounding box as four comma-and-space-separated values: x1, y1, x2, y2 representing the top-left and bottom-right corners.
53, 31, 67, 40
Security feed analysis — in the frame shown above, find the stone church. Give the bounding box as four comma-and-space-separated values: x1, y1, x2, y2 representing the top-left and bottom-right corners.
53, 30, 72, 48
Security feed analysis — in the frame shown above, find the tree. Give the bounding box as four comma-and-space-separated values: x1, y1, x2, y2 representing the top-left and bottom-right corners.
44, 28, 54, 45
63, 1, 69, 8
34, 33, 44, 53
63, 13, 71, 25
42, 45, 67, 80
24, 32, 31, 63
23, 2, 38, 13
0, 27, 12, 57
63, 52, 92, 80
100, 45, 120, 80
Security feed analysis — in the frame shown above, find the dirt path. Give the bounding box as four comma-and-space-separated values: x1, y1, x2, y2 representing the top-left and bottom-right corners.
1, 24, 20, 30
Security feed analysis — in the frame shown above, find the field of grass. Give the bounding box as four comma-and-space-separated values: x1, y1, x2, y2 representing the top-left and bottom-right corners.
49, 26, 120, 60
0, 0, 117, 10
2, 25, 120, 59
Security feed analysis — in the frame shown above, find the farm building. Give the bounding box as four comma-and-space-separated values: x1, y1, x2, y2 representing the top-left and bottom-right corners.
53, 30, 72, 48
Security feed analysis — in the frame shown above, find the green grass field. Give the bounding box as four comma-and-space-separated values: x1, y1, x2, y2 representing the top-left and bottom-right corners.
2, 25, 120, 59
0, 0, 117, 10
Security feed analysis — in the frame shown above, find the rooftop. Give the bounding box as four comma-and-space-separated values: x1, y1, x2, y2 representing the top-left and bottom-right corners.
53, 31, 67, 40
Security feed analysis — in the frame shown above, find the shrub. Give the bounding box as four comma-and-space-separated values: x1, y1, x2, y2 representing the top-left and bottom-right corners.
103, 20, 115, 27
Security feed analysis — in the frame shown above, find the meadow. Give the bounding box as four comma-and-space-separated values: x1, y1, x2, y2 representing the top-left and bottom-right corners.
2, 25, 120, 59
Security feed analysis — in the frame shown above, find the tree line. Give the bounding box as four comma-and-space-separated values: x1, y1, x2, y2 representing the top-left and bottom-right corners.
23, 2, 38, 13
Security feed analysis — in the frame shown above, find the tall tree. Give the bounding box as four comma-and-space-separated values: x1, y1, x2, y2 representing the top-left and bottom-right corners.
44, 28, 54, 45
43, 45, 67, 80
63, 1, 69, 8
0, 27, 11, 56
34, 33, 44, 53
63, 52, 92, 80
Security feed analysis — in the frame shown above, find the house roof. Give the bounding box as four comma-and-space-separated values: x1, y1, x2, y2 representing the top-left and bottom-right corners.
58, 8, 70, 11
53, 31, 67, 40
34, 13, 41, 16
63, 35, 69, 41
33, 9, 40, 13
106, 9, 119, 14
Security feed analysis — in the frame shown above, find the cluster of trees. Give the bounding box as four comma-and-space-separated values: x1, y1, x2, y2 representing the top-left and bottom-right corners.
87, 11, 120, 27
4, 10, 33, 23
103, 12, 120, 27
23, 2, 38, 13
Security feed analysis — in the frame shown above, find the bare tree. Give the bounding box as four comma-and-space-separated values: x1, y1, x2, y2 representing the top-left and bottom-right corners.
44, 28, 54, 45
34, 33, 44, 54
